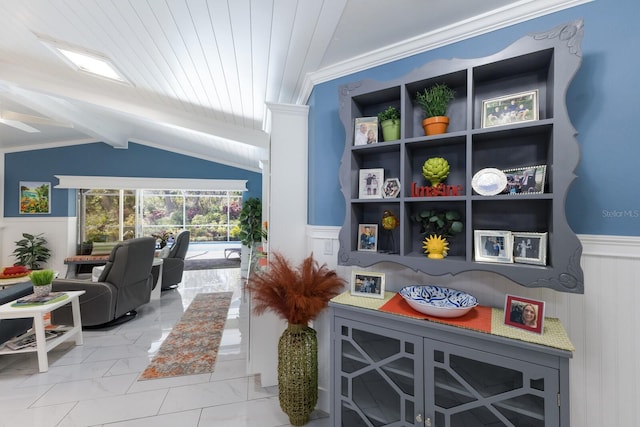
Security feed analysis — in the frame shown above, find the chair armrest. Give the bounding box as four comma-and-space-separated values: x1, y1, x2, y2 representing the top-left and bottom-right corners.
52, 279, 115, 294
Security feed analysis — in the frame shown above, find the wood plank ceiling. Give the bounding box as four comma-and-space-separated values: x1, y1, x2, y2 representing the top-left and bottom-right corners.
0, 0, 587, 171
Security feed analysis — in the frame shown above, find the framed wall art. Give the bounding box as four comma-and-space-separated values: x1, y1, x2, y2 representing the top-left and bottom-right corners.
513, 232, 548, 265
502, 165, 546, 194
357, 223, 378, 252
354, 117, 378, 146
358, 168, 384, 199
504, 294, 545, 334
481, 89, 539, 128
351, 271, 385, 299
19, 181, 51, 214
474, 230, 513, 263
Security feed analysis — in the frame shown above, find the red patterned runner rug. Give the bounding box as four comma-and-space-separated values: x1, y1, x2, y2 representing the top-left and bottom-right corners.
139, 292, 232, 380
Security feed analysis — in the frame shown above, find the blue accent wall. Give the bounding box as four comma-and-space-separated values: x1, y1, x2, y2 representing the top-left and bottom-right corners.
308, 1, 640, 236
4, 142, 262, 217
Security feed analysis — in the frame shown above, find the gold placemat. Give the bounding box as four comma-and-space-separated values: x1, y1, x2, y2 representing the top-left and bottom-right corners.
491, 308, 575, 352
331, 291, 574, 352
331, 291, 395, 310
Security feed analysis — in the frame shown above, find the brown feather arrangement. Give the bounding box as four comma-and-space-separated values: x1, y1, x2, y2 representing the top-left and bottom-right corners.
245, 252, 347, 325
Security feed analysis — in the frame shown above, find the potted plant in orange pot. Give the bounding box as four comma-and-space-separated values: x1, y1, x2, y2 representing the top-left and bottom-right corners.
245, 252, 346, 426
416, 83, 455, 135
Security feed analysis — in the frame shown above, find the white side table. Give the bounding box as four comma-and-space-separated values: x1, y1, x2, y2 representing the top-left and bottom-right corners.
150, 258, 163, 301
0, 290, 85, 372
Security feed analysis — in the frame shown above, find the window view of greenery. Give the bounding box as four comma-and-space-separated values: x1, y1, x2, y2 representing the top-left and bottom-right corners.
81, 189, 243, 244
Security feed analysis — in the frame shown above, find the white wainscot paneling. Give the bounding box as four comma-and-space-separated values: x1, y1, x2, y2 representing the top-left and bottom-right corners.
0, 217, 75, 274
306, 228, 640, 427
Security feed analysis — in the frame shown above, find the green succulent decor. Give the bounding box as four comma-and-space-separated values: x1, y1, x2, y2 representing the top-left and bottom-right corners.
412, 209, 463, 238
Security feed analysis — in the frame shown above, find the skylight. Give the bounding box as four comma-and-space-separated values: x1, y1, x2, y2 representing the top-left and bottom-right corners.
37, 34, 130, 85
56, 48, 126, 82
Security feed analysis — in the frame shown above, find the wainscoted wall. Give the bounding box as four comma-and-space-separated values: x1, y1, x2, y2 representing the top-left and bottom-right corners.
307, 226, 640, 426
0, 217, 76, 274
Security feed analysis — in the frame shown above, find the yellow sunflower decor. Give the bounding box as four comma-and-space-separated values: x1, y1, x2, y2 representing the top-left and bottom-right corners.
422, 234, 449, 259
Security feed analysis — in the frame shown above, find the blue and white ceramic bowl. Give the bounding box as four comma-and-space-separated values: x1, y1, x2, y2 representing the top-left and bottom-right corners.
399, 285, 478, 318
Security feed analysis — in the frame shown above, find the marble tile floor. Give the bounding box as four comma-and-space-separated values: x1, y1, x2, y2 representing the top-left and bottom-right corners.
0, 268, 329, 427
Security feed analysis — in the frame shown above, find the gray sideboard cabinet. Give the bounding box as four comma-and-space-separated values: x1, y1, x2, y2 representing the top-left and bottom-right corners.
337, 20, 585, 293
330, 302, 572, 427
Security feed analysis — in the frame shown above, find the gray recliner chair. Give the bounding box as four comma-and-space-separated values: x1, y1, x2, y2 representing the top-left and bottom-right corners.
161, 230, 190, 290
51, 237, 156, 328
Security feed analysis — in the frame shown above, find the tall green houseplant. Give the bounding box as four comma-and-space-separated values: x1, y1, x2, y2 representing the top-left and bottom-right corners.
238, 197, 263, 247
12, 232, 51, 270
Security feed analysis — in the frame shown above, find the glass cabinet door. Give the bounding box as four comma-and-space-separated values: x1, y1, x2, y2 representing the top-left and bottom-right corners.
336, 318, 424, 426
425, 341, 559, 427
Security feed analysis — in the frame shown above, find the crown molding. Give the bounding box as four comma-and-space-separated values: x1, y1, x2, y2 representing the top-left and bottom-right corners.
297, 0, 593, 104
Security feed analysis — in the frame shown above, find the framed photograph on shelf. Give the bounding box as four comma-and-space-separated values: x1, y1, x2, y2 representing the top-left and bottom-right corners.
358, 168, 384, 199
357, 224, 378, 252
382, 178, 401, 198
481, 89, 539, 128
504, 294, 545, 334
502, 165, 546, 194
354, 117, 379, 146
513, 232, 547, 265
474, 230, 513, 263
19, 181, 51, 214
351, 271, 385, 299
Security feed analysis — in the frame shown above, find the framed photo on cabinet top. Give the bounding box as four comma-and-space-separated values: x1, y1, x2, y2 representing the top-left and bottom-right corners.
351, 271, 385, 299
504, 294, 545, 334
513, 232, 547, 265
357, 223, 378, 252
354, 117, 379, 146
474, 230, 513, 263
358, 168, 384, 199
502, 165, 546, 194
481, 89, 539, 128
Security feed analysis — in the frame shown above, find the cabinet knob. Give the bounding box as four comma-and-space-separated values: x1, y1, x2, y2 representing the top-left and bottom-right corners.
425, 417, 432, 426
416, 413, 422, 423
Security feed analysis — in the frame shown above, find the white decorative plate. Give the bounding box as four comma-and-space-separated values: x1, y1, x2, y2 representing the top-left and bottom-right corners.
472, 168, 507, 196
399, 285, 478, 318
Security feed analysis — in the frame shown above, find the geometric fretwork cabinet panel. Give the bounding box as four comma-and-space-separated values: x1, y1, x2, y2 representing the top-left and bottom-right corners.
337, 20, 585, 293
331, 304, 571, 426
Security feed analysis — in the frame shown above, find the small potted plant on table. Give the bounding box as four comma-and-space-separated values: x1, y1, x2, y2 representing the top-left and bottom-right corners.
29, 269, 55, 297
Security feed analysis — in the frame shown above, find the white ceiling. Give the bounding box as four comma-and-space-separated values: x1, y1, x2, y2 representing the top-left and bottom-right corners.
0, 0, 586, 172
